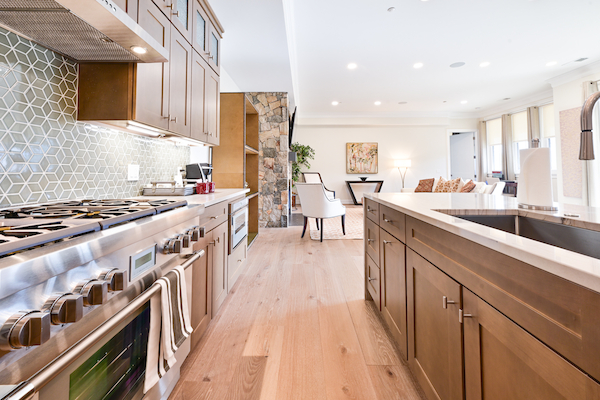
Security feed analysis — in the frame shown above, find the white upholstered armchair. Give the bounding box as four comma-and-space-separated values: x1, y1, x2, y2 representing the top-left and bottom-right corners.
295, 183, 346, 242
302, 172, 335, 200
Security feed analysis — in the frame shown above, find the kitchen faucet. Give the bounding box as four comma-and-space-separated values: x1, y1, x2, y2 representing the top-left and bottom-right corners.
579, 91, 600, 160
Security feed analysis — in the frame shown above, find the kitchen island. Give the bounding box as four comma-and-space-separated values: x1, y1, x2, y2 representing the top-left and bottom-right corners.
363, 192, 600, 400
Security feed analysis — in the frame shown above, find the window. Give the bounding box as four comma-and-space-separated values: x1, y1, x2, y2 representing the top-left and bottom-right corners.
487, 118, 502, 173
539, 104, 556, 171
512, 111, 528, 174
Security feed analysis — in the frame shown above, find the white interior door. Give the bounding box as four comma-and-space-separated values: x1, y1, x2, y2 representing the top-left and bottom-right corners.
450, 132, 476, 180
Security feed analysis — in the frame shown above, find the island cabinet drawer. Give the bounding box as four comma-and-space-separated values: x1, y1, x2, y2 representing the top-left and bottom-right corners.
406, 215, 600, 383
199, 202, 228, 233
365, 218, 380, 265
365, 198, 379, 223
366, 254, 381, 309
380, 205, 406, 243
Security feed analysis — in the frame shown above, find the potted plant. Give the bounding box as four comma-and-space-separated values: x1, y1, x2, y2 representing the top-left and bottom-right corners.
290, 142, 315, 207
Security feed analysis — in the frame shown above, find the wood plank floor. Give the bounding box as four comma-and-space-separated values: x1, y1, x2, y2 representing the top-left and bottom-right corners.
170, 226, 425, 400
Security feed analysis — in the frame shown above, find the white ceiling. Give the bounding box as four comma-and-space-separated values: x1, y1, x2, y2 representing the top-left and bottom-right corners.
210, 0, 600, 119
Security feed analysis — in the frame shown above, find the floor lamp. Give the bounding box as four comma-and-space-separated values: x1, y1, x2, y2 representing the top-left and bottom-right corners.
395, 159, 411, 188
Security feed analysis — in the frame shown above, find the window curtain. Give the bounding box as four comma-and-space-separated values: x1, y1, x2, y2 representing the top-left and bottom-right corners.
527, 106, 540, 144
585, 81, 600, 206
477, 120, 487, 182
501, 114, 515, 180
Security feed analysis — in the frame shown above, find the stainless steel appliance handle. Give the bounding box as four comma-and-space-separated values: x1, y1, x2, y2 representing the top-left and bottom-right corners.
0, 250, 205, 400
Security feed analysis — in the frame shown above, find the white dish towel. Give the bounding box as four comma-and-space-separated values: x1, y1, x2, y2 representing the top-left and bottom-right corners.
144, 266, 193, 393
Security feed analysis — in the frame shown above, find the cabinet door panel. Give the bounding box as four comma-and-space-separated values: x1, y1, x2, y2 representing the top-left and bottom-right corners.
192, 0, 210, 61
207, 24, 221, 75
191, 235, 212, 350
380, 229, 407, 359
205, 68, 220, 145
212, 222, 228, 316
407, 248, 463, 400
228, 239, 246, 292
366, 254, 381, 310
171, 0, 193, 43
169, 28, 192, 136
463, 289, 600, 400
113, 0, 138, 20
136, 0, 170, 130
190, 51, 208, 142
365, 218, 379, 266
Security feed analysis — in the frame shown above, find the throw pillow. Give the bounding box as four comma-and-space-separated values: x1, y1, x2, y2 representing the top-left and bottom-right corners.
448, 177, 461, 192
415, 178, 435, 192
435, 177, 461, 193
433, 177, 447, 192
460, 180, 476, 193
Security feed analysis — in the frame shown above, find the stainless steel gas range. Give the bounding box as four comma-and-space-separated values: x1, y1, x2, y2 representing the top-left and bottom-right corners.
0, 198, 206, 400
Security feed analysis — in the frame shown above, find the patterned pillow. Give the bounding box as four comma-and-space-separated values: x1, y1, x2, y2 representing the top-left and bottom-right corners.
415, 178, 435, 192
460, 180, 476, 193
435, 177, 461, 193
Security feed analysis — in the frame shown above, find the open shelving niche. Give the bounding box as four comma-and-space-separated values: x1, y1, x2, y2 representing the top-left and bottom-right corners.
213, 93, 260, 248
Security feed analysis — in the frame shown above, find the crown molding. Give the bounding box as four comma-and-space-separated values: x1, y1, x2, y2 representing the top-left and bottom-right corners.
477, 89, 554, 121
546, 60, 600, 88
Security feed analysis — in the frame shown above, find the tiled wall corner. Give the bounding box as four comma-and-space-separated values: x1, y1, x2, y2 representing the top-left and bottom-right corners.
0, 28, 189, 207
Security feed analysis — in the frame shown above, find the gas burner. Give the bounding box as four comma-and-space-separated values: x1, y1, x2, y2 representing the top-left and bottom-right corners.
82, 199, 141, 207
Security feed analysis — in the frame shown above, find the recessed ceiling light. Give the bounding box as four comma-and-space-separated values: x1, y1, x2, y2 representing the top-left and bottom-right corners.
450, 62, 465, 68
347, 63, 357, 70
461, 100, 468, 104
546, 61, 557, 67
398, 102, 408, 105
575, 58, 588, 62
387, 7, 396, 12
479, 61, 491, 67
131, 46, 147, 54
332, 101, 340, 106
413, 62, 423, 69
374, 101, 382, 106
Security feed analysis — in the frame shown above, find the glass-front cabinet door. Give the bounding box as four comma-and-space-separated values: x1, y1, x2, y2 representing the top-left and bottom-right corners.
207, 23, 221, 75
192, 0, 209, 60
171, 0, 193, 43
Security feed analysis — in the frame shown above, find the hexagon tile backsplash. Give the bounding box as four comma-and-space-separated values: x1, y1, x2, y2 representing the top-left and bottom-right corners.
0, 28, 190, 207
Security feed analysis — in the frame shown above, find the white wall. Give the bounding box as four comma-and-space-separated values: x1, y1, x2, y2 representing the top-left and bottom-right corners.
294, 118, 478, 204
220, 67, 242, 93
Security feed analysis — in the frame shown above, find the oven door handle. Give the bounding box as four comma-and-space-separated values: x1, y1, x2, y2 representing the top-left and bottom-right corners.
0, 250, 206, 400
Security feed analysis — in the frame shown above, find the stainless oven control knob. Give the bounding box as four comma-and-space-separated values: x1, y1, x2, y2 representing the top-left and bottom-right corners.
43, 293, 84, 324
0, 311, 51, 350
187, 226, 204, 241
177, 234, 191, 248
99, 269, 129, 292
163, 238, 182, 254
75, 280, 109, 306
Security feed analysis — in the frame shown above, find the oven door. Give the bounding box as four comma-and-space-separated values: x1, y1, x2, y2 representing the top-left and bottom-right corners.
229, 206, 248, 253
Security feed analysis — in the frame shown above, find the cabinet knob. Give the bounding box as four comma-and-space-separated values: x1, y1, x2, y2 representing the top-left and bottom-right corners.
442, 296, 456, 309
368, 277, 376, 282
383, 240, 392, 245
171, 11, 179, 16
458, 309, 473, 323
367, 238, 375, 243
383, 218, 392, 223
170, 116, 178, 123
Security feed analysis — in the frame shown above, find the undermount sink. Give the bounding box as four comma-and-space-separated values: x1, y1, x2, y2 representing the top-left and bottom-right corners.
455, 215, 600, 260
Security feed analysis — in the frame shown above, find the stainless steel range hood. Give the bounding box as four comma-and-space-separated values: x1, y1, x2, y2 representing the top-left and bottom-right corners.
0, 0, 168, 63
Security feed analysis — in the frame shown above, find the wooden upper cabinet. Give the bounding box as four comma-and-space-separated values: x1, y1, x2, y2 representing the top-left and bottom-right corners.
113, 0, 138, 21
192, 1, 209, 60
168, 28, 193, 136
190, 51, 208, 143
205, 67, 220, 145
407, 248, 463, 400
170, 0, 193, 43
462, 289, 600, 400
136, 0, 170, 130
207, 23, 221, 75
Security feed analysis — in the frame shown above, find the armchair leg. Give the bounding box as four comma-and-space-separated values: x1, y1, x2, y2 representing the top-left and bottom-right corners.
341, 215, 346, 235
301, 216, 308, 238
316, 218, 319, 230
320, 219, 324, 242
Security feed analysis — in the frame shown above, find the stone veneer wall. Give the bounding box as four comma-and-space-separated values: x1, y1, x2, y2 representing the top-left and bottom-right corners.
0, 28, 189, 207
247, 93, 290, 228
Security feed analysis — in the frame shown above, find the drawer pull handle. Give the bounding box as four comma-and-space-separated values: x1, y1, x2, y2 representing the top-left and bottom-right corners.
367, 239, 375, 243
170, 116, 178, 123
458, 309, 472, 323
210, 216, 219, 220
442, 296, 456, 309
238, 259, 242, 262
368, 277, 376, 282
383, 218, 392, 223
383, 240, 392, 245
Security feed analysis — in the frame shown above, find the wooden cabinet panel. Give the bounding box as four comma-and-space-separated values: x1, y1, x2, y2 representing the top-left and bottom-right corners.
407, 248, 463, 400
205, 67, 220, 145
228, 240, 247, 292
199, 202, 228, 233
192, 0, 210, 61
152, 0, 171, 12
190, 51, 208, 142
171, 0, 193, 43
365, 218, 379, 266
136, 0, 170, 130
168, 28, 192, 136
463, 289, 600, 400
191, 235, 212, 350
366, 254, 381, 310
379, 205, 406, 243
211, 221, 228, 317
364, 198, 379, 223
380, 229, 407, 359
113, 0, 138, 21
207, 23, 221, 75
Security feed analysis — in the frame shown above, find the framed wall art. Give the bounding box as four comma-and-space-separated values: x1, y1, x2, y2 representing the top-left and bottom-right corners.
346, 142, 378, 174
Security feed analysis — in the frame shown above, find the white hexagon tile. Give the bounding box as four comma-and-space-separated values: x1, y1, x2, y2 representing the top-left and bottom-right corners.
0, 28, 190, 207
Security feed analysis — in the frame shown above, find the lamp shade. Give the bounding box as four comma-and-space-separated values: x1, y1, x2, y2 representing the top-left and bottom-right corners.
394, 159, 411, 168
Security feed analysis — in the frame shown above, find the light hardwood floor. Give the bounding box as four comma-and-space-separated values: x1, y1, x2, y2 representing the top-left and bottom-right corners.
170, 226, 425, 400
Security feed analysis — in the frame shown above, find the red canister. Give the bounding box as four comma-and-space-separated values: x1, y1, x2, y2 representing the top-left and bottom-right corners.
196, 182, 210, 194
208, 182, 215, 193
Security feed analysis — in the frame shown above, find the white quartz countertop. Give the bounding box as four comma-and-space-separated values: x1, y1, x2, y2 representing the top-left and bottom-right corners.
364, 192, 600, 294
136, 188, 250, 208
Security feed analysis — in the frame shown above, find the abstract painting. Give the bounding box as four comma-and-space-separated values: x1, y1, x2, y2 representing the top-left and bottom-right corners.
346, 142, 378, 174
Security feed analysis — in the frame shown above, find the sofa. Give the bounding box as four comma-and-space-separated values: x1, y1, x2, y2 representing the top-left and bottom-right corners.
402, 177, 506, 195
